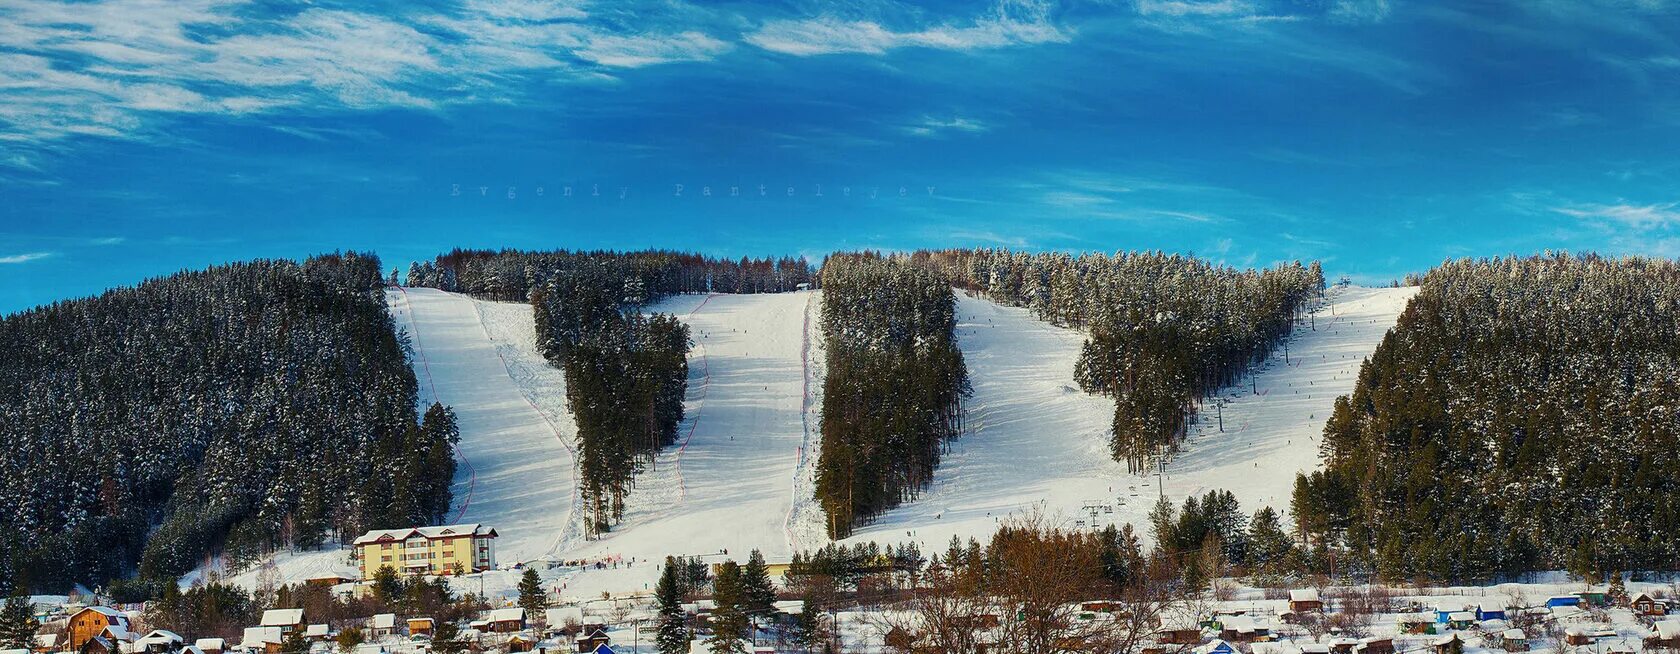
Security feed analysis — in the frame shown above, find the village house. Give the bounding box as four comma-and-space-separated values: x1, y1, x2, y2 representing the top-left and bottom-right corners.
1289, 589, 1324, 613
1498, 629, 1526, 652
304, 625, 331, 642
193, 638, 224, 654
65, 606, 130, 652
1432, 634, 1462, 654
32, 634, 58, 654
135, 630, 185, 654
1650, 620, 1680, 649
407, 618, 435, 637
259, 609, 306, 636
573, 629, 609, 654
352, 524, 499, 578
1354, 636, 1393, 654
1564, 627, 1616, 646
239, 627, 284, 654
1216, 615, 1270, 643
1632, 593, 1668, 617
486, 608, 526, 634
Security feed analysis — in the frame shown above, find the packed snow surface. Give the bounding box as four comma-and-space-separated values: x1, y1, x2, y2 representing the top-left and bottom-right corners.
833, 284, 1416, 553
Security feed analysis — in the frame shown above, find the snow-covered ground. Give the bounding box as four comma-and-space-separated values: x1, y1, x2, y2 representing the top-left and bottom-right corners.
184, 287, 581, 590
1167, 285, 1418, 516
831, 285, 1416, 553
551, 291, 817, 598
190, 285, 1413, 597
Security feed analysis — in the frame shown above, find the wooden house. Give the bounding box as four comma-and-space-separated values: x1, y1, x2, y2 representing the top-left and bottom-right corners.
66, 607, 130, 652
573, 630, 609, 654
1544, 596, 1580, 609
240, 627, 284, 654
407, 618, 434, 637
1650, 620, 1680, 649
1159, 626, 1205, 645
1431, 634, 1462, 654
135, 630, 186, 654
194, 638, 225, 654
33, 634, 59, 654
508, 635, 535, 653
1217, 615, 1269, 643
1289, 589, 1324, 613
486, 608, 526, 634
304, 625, 331, 642
1501, 630, 1528, 652
1398, 614, 1436, 635
260, 609, 306, 636
1354, 637, 1393, 654
1632, 593, 1668, 617
1446, 612, 1477, 630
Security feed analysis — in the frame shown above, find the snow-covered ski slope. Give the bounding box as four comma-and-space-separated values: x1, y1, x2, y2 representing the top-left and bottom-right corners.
390, 287, 582, 563
191, 284, 1410, 594
832, 284, 1416, 553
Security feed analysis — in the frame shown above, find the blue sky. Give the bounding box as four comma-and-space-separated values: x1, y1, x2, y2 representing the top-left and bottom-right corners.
2, 0, 1678, 313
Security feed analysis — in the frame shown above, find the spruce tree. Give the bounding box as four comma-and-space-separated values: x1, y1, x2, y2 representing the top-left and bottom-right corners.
518, 568, 547, 618
655, 558, 689, 654
0, 594, 38, 651
707, 561, 748, 654
741, 550, 777, 619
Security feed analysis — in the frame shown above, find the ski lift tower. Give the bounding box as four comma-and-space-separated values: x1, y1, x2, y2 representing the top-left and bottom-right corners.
1080, 500, 1114, 530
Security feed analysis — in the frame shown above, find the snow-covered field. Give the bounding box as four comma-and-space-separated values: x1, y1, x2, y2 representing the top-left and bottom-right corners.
190, 285, 1413, 597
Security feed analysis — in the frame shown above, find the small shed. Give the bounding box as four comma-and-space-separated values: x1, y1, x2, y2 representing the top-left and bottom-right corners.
1398, 614, 1436, 635
407, 618, 434, 637
1476, 605, 1507, 621
194, 638, 225, 654
304, 625, 330, 642
1355, 637, 1393, 654
1544, 596, 1581, 609
368, 614, 397, 639
1434, 603, 1466, 624
1577, 591, 1609, 608
1432, 634, 1462, 654
1289, 589, 1324, 613
1446, 612, 1477, 630
1499, 629, 1526, 652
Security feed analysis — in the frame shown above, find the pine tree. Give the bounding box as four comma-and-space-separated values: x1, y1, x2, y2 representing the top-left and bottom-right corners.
336, 627, 364, 654
0, 594, 38, 650
741, 550, 777, 619
707, 561, 748, 654
518, 568, 547, 618
655, 558, 689, 654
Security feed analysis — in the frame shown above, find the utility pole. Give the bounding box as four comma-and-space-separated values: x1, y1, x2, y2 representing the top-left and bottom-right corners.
1217, 401, 1224, 432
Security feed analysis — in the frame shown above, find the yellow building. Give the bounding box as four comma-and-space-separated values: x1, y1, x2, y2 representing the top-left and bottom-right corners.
353, 524, 498, 578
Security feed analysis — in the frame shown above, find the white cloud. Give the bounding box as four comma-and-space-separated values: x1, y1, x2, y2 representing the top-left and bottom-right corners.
905, 116, 990, 137
0, 0, 737, 150
577, 31, 732, 68
1134, 0, 1256, 17
1554, 202, 1680, 229
0, 252, 54, 264
746, 0, 1068, 56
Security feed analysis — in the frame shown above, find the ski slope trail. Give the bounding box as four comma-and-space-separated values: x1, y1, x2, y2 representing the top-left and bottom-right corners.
834, 285, 1415, 552
389, 287, 580, 564
1168, 284, 1417, 513
834, 290, 1128, 550
558, 291, 813, 597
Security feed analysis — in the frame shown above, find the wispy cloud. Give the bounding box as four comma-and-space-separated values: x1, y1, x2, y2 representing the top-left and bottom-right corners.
746, 0, 1068, 56
0, 0, 740, 150
0, 252, 54, 264
1554, 202, 1680, 230
905, 116, 990, 137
